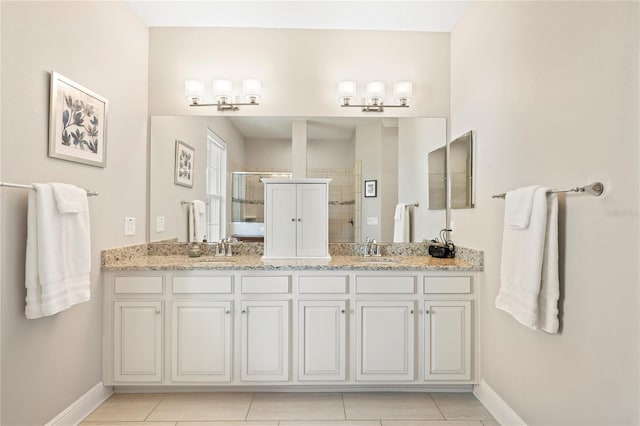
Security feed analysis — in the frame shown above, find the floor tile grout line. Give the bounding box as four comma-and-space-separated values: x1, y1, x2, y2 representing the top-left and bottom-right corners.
245, 391, 256, 421
143, 393, 168, 422
428, 391, 448, 421
341, 392, 348, 421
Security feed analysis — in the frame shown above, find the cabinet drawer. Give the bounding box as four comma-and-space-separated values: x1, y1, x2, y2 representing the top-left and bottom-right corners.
241, 276, 291, 294
355, 276, 415, 294
114, 276, 163, 294
299, 276, 348, 294
424, 276, 471, 294
172, 276, 233, 294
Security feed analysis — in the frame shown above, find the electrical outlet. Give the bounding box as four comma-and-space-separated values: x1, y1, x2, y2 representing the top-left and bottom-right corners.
124, 217, 136, 236
156, 216, 165, 232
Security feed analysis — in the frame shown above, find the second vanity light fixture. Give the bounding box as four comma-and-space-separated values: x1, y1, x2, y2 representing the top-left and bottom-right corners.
185, 79, 262, 111
338, 80, 412, 112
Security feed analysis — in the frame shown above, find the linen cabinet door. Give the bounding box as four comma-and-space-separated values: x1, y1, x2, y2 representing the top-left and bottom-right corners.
355, 300, 415, 381
171, 300, 232, 382
241, 300, 290, 381
264, 183, 297, 258
424, 300, 471, 381
298, 300, 347, 381
113, 301, 163, 383
296, 183, 328, 257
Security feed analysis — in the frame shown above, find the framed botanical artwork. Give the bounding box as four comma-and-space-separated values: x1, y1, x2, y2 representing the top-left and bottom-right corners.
174, 140, 195, 187
48, 71, 108, 167
364, 179, 377, 198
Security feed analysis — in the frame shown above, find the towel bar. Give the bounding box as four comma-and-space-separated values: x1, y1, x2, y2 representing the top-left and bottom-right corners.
0, 181, 98, 196
491, 182, 604, 199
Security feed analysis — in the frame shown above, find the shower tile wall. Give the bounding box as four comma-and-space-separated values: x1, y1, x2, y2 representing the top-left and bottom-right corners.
308, 167, 355, 243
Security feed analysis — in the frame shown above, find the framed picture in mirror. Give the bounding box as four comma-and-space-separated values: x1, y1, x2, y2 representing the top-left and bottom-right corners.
174, 140, 194, 187
364, 180, 377, 198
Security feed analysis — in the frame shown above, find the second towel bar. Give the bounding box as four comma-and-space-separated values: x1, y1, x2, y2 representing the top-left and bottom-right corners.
491, 182, 604, 199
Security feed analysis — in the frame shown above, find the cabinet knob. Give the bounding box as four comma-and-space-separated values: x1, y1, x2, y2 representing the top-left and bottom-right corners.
426, 310, 430, 314
410, 310, 414, 314
291, 218, 295, 222
242, 310, 247, 314
297, 218, 302, 222
341, 309, 345, 314
155, 308, 161, 314
225, 310, 230, 314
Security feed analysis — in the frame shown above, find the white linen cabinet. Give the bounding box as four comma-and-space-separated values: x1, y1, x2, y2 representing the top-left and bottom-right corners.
262, 179, 331, 260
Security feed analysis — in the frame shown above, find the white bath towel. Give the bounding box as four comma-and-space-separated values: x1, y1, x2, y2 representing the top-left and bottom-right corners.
51, 182, 86, 213
495, 186, 559, 333
393, 203, 410, 242
25, 183, 91, 319
505, 185, 541, 229
188, 200, 207, 242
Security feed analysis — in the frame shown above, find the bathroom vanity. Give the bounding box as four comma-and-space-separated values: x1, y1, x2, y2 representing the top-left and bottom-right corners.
101, 244, 482, 390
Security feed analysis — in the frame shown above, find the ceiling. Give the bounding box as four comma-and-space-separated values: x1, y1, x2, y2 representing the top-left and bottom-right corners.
126, 1, 470, 32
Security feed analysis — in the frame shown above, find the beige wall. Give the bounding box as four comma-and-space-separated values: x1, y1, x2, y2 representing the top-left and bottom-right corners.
0, 2, 148, 424
450, 2, 639, 424
148, 27, 450, 118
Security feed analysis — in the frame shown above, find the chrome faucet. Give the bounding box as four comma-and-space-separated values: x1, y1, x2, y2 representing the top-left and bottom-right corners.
364, 237, 380, 257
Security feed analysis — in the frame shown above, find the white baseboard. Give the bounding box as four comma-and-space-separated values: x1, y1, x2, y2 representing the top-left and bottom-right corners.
46, 382, 113, 426
474, 380, 527, 426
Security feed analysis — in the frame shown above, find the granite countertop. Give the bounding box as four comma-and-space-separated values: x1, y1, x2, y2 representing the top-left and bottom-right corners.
102, 254, 479, 272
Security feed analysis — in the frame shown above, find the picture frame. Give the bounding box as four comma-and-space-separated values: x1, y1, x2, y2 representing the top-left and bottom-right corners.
364, 179, 378, 198
174, 140, 195, 187
48, 71, 108, 167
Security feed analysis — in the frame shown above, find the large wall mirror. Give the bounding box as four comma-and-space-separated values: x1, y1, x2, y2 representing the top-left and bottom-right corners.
148, 116, 448, 244
427, 130, 474, 211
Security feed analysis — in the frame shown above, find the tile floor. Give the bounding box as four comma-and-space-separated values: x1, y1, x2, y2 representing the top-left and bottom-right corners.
82, 392, 498, 426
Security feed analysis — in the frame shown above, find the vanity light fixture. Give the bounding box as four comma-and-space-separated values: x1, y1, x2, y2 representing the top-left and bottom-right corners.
185, 79, 262, 111
338, 80, 412, 112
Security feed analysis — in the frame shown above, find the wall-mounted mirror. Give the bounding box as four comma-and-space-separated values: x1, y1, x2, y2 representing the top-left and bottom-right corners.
449, 130, 474, 209
148, 116, 448, 244
427, 130, 474, 212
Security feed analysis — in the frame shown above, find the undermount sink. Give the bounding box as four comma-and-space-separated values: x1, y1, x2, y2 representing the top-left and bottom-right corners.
190, 257, 236, 266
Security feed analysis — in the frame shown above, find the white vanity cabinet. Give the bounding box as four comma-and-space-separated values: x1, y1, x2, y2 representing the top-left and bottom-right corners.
171, 300, 232, 382
298, 300, 347, 381
103, 268, 479, 389
108, 275, 164, 383
263, 179, 330, 260
240, 300, 290, 381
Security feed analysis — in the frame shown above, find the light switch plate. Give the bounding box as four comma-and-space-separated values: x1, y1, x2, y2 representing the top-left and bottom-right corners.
156, 216, 165, 232
124, 217, 136, 236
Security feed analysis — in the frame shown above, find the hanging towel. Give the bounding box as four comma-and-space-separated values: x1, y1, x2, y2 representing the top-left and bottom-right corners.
495, 186, 559, 333
188, 200, 207, 242
25, 183, 91, 319
538, 192, 559, 333
393, 203, 410, 242
51, 182, 86, 213
505, 185, 541, 229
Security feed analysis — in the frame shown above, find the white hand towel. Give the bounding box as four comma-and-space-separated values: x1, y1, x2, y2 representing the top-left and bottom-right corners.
25, 183, 91, 319
538, 192, 559, 333
51, 182, 86, 213
188, 200, 207, 242
393, 203, 410, 243
505, 185, 541, 229
496, 186, 556, 330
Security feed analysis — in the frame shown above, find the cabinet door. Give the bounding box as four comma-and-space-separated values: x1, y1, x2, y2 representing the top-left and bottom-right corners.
265, 183, 297, 257
298, 300, 346, 381
241, 300, 290, 381
296, 183, 328, 257
171, 301, 232, 382
424, 301, 471, 381
114, 301, 162, 382
355, 300, 415, 381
